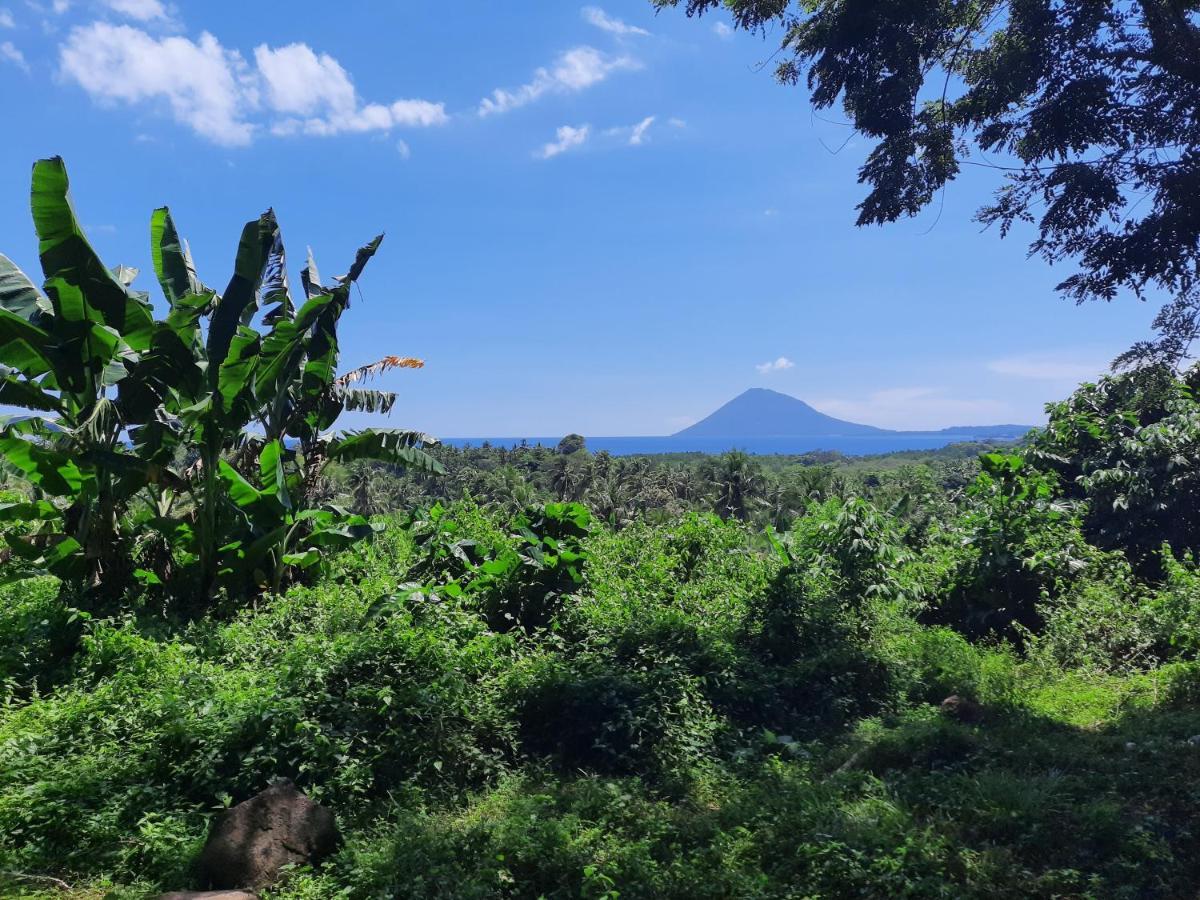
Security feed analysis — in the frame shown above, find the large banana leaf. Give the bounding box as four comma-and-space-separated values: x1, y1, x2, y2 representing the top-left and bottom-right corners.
300, 247, 324, 299
261, 230, 294, 326
0, 254, 51, 323
258, 439, 292, 509
31, 157, 155, 350
0, 426, 86, 496
216, 325, 261, 414
326, 428, 444, 474
0, 309, 54, 378
150, 207, 207, 305
207, 210, 276, 373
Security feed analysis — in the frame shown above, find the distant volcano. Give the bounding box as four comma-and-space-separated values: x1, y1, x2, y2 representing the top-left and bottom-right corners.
673, 388, 1031, 440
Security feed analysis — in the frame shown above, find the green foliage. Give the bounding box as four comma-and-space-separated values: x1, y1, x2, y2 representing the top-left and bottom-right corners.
388, 501, 592, 633
4, 483, 1200, 897
1031, 364, 1200, 573
0, 158, 441, 604
923, 453, 1089, 643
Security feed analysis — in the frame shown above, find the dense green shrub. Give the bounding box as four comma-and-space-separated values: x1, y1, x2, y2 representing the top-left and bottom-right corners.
921, 454, 1090, 642
1031, 364, 1200, 573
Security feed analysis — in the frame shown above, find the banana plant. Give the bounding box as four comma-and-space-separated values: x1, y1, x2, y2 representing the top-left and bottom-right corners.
0, 157, 164, 588
131, 195, 444, 596
0, 157, 444, 601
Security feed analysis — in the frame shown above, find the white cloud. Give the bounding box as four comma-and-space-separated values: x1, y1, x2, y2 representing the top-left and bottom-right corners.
538, 124, 589, 159
755, 356, 795, 375
0, 38, 27, 69
60, 23, 256, 145
59, 24, 447, 145
103, 0, 166, 21
987, 355, 1105, 381
668, 117, 686, 128
0, 8, 14, 27
812, 387, 1014, 430
628, 115, 654, 146
52, 0, 68, 13
582, 6, 649, 37
479, 46, 639, 117
257, 43, 447, 136
254, 42, 354, 116
396, 138, 410, 159
713, 21, 734, 39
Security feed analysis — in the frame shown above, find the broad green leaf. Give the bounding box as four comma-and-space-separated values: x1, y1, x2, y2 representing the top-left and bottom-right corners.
31, 157, 155, 350
326, 428, 444, 474
0, 253, 51, 323
282, 549, 320, 568
150, 207, 207, 304
0, 430, 84, 496
0, 368, 62, 413
258, 439, 291, 510
207, 210, 276, 373
0, 499, 59, 522
216, 325, 260, 413
0, 308, 53, 378
218, 459, 261, 508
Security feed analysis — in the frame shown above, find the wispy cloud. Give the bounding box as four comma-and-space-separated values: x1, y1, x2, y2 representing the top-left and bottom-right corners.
988, 354, 1105, 381
59, 23, 447, 146
396, 138, 411, 159
812, 387, 1014, 430
604, 114, 656, 146
629, 115, 654, 145
479, 46, 639, 117
0, 8, 15, 27
538, 123, 589, 159
582, 6, 649, 37
1, 39, 28, 70
755, 356, 795, 375
712, 21, 734, 39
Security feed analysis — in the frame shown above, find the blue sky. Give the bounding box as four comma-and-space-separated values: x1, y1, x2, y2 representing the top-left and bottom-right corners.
0, 0, 1162, 436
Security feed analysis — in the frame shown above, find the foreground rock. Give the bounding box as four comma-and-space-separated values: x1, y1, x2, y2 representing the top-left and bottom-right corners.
939, 694, 985, 724
197, 780, 339, 890
158, 892, 257, 899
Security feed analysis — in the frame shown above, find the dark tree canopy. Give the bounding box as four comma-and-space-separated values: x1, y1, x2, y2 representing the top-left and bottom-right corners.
557, 433, 588, 455
654, 0, 1200, 365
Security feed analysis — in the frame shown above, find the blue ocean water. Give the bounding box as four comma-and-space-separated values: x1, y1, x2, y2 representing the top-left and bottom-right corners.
440, 434, 1013, 457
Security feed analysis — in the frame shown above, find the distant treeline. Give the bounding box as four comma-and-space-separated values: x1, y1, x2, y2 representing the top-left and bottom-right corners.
322, 437, 1015, 530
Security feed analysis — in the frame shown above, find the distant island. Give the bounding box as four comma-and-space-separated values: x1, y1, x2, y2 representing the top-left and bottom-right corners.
674, 388, 1033, 442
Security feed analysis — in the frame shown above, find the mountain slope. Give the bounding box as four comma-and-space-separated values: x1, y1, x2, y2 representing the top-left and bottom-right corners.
674, 388, 889, 437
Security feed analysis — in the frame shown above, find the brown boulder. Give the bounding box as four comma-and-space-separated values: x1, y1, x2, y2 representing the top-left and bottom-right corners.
939, 694, 984, 724
158, 892, 258, 900
197, 780, 339, 890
